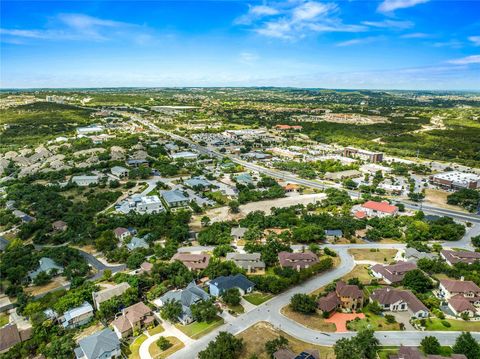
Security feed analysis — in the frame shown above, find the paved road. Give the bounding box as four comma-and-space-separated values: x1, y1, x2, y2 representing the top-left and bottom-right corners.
77, 250, 126, 280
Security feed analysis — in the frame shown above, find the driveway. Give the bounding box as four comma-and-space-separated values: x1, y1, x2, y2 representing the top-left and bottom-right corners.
387, 311, 415, 330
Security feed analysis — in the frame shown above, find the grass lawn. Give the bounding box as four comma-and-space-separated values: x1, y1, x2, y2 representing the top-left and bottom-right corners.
341, 265, 373, 284
148, 336, 184, 359
237, 321, 335, 359
129, 334, 148, 359
377, 348, 398, 359
281, 306, 336, 332
348, 248, 398, 263
148, 325, 165, 336
0, 313, 9, 327
347, 311, 400, 331
227, 304, 245, 315
175, 316, 224, 339
244, 292, 274, 305
423, 318, 480, 331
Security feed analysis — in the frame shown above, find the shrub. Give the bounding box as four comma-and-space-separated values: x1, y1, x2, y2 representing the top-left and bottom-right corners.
385, 314, 396, 324
441, 320, 451, 328
157, 337, 173, 351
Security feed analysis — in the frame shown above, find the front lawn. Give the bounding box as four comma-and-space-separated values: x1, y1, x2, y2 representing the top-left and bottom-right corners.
244, 292, 273, 305
175, 316, 224, 339
148, 324, 165, 336
227, 303, 245, 315
129, 334, 148, 359
423, 318, 480, 331
148, 336, 184, 359
281, 306, 336, 332
346, 311, 400, 331
0, 313, 9, 327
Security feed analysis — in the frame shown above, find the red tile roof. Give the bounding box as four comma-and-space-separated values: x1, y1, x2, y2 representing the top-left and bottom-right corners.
362, 200, 398, 214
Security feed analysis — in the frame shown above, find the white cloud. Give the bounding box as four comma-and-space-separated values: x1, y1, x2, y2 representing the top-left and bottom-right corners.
469, 36, 480, 46
239, 52, 259, 64
336, 36, 380, 47
401, 32, 430, 38
362, 19, 413, 29
0, 13, 145, 43
378, 0, 429, 13
447, 55, 480, 65
239, 1, 366, 39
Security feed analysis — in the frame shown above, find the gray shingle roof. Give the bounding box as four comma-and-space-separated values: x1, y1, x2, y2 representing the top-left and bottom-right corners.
77, 328, 120, 359
211, 274, 255, 292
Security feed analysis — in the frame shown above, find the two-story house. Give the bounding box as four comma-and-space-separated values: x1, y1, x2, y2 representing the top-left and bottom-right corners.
111, 302, 155, 338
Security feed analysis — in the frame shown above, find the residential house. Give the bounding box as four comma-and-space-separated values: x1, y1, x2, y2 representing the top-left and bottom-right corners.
404, 248, 437, 263
60, 302, 94, 329
440, 249, 480, 266
71, 175, 100, 186
110, 166, 129, 178
0, 324, 32, 354
52, 220, 68, 232
171, 253, 210, 271
74, 328, 121, 359
170, 151, 198, 160
283, 183, 299, 193
92, 283, 131, 310
324, 229, 343, 241
113, 227, 130, 241
370, 287, 429, 318
371, 261, 417, 284
126, 236, 149, 251
273, 348, 319, 359
231, 227, 247, 241
28, 257, 64, 281
209, 274, 255, 296
140, 262, 153, 274
317, 281, 363, 314
438, 279, 480, 318
111, 302, 155, 339
184, 177, 212, 189
234, 173, 253, 186
226, 253, 266, 274
278, 251, 319, 271
126, 159, 149, 167
154, 282, 210, 325
389, 346, 467, 359
162, 190, 190, 208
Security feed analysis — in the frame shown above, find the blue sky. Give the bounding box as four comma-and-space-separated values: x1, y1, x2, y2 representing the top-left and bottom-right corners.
1, 0, 479, 89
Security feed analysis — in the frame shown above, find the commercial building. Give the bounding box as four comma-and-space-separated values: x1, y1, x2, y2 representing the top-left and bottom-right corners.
429, 171, 480, 190
343, 147, 383, 163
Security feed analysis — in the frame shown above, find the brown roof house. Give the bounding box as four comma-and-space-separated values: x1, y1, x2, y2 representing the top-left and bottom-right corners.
440, 250, 480, 266
371, 261, 417, 284
0, 324, 32, 354
389, 346, 467, 359
318, 281, 364, 315
113, 227, 131, 241
171, 253, 210, 271
111, 302, 155, 339
52, 220, 68, 232
370, 287, 429, 318
278, 251, 318, 271
438, 279, 480, 318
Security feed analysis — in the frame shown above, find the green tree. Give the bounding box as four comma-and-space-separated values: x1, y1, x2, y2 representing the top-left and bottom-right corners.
198, 332, 243, 359
453, 332, 480, 359
421, 336, 441, 355
191, 299, 218, 322
290, 293, 317, 314
201, 216, 211, 227
161, 299, 182, 323
229, 200, 240, 214
334, 329, 378, 359
402, 269, 433, 293
222, 288, 241, 306
472, 235, 480, 248
156, 337, 173, 351
265, 336, 289, 358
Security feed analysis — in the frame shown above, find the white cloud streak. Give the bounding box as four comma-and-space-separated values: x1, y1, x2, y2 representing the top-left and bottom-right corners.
469, 36, 480, 46
447, 55, 480, 65
378, 0, 429, 14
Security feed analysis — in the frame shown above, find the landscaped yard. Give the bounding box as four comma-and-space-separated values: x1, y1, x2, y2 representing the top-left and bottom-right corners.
348, 248, 398, 263
129, 334, 148, 359
148, 336, 184, 359
341, 265, 373, 284
346, 311, 401, 331
423, 318, 480, 331
148, 324, 165, 336
0, 313, 9, 327
244, 292, 273, 305
175, 316, 224, 339
280, 306, 336, 332
237, 321, 335, 359
227, 303, 245, 315
377, 347, 398, 359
